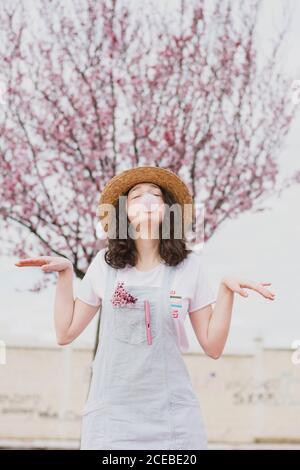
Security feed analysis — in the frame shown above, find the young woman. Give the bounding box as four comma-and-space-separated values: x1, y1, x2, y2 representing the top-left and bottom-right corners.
15, 166, 275, 450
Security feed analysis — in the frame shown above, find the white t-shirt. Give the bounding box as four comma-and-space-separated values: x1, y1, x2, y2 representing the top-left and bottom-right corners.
75, 248, 217, 352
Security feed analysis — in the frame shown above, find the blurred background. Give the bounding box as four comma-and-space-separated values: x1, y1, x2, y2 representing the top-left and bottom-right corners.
0, 0, 300, 449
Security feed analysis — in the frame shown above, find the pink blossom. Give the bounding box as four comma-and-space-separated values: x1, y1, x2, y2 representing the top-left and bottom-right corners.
111, 282, 138, 307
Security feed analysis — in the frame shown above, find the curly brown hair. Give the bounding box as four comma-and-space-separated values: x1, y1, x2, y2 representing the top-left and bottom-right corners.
104, 185, 192, 269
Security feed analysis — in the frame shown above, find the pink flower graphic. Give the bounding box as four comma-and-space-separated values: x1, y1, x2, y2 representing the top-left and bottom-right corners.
111, 282, 138, 307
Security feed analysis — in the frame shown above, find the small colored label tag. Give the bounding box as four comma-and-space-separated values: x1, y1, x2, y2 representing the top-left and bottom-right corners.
170, 290, 182, 318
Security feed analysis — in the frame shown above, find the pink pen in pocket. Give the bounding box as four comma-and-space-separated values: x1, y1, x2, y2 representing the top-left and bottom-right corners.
144, 300, 152, 345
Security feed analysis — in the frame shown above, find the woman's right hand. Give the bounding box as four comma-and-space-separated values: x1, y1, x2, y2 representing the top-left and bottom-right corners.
15, 256, 73, 273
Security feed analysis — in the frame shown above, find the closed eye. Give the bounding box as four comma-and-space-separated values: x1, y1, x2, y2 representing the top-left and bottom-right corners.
131, 193, 162, 200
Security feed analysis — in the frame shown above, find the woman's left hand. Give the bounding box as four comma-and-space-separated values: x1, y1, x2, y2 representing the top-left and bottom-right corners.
221, 277, 275, 300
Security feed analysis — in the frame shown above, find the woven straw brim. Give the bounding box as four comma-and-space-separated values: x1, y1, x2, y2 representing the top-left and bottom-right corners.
98, 166, 194, 233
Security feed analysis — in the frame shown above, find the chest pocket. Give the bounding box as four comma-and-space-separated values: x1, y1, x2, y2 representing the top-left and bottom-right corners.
113, 299, 157, 345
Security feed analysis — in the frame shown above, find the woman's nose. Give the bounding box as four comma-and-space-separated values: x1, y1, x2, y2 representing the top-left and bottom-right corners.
139, 193, 160, 211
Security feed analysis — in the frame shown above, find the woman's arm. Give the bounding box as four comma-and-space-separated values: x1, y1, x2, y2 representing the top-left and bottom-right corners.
189, 277, 275, 359
54, 265, 100, 345
15, 256, 100, 345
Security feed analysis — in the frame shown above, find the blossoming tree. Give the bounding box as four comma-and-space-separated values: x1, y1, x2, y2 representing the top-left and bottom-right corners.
0, 0, 298, 355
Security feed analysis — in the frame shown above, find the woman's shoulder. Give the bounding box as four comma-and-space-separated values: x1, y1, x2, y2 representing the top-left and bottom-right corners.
96, 246, 108, 259
176, 249, 204, 271
90, 247, 109, 271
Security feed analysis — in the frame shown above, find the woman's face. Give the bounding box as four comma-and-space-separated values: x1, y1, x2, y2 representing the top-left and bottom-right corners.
126, 182, 165, 238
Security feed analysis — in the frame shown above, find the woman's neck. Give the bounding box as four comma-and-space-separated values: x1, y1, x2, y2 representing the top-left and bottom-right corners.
134, 239, 162, 271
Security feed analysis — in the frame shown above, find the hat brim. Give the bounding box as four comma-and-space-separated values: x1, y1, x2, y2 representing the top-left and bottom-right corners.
98, 166, 194, 233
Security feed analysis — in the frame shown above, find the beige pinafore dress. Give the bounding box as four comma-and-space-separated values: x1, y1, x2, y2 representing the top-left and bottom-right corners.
80, 261, 207, 450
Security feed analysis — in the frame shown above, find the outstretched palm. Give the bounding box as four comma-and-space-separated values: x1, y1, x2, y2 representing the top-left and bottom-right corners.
15, 256, 72, 273
222, 277, 275, 300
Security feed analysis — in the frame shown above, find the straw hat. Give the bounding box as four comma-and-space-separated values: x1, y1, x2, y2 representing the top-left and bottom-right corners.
98, 166, 194, 233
